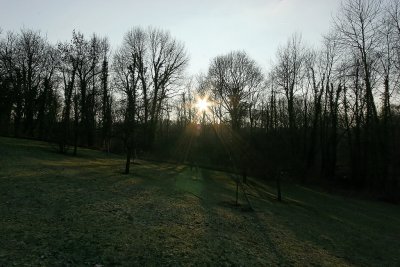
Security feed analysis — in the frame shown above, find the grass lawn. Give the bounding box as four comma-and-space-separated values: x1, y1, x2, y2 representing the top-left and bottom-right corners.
0, 136, 399, 266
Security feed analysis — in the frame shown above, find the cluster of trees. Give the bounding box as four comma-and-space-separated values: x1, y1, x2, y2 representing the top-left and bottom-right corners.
0, 29, 112, 155
113, 27, 188, 173
193, 0, 400, 199
0, 0, 399, 199
267, 0, 400, 198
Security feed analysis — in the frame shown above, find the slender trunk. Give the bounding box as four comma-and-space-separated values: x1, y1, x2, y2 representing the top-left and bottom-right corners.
73, 88, 79, 156
382, 76, 391, 192
125, 146, 131, 174
80, 78, 87, 146
277, 171, 282, 201
326, 83, 341, 180
38, 79, 50, 140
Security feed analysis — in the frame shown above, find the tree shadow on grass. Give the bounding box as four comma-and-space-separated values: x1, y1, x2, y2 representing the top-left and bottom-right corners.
189, 167, 287, 265
243, 177, 400, 266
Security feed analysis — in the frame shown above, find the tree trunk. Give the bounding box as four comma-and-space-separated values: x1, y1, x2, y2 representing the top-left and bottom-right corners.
125, 147, 132, 174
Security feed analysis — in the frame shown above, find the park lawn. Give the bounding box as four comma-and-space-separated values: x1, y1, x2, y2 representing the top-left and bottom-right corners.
0, 136, 399, 266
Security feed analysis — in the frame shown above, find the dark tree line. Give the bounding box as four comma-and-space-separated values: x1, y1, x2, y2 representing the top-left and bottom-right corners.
0, 29, 113, 156
0, 0, 399, 200
0, 29, 59, 139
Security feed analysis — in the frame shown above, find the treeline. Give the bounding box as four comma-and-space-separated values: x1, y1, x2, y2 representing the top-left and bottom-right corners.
0, 29, 113, 154
0, 0, 399, 200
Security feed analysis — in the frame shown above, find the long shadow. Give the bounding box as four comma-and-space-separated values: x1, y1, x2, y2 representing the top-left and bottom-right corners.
243, 176, 400, 266
187, 167, 287, 265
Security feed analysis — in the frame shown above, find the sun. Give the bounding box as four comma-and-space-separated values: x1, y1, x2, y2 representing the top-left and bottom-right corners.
195, 98, 210, 112
193, 95, 212, 124
194, 94, 212, 114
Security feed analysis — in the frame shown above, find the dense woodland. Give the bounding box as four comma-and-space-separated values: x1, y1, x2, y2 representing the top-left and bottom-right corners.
1, 0, 399, 201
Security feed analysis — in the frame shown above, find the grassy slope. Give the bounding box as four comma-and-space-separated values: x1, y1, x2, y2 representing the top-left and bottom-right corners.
0, 137, 399, 266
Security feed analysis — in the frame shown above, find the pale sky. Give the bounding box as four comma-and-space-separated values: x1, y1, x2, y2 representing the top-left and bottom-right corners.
0, 0, 340, 75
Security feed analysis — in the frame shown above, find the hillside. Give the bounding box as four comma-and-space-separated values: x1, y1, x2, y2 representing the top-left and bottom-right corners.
0, 137, 399, 266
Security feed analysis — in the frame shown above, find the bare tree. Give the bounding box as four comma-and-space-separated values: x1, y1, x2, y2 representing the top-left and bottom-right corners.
113, 44, 139, 174
113, 27, 188, 173
72, 31, 103, 151
387, 0, 400, 73
334, 0, 383, 126
37, 43, 60, 140
208, 51, 263, 131
273, 33, 307, 150
16, 29, 48, 136
120, 27, 188, 150
175, 77, 195, 127
0, 31, 18, 136
146, 27, 188, 147
309, 33, 342, 180
100, 38, 112, 153
57, 40, 78, 153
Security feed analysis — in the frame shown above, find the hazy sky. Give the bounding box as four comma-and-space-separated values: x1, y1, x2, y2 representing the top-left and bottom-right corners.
0, 0, 340, 75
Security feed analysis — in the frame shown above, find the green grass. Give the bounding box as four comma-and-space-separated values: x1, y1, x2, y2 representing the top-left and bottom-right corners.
0, 137, 399, 266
